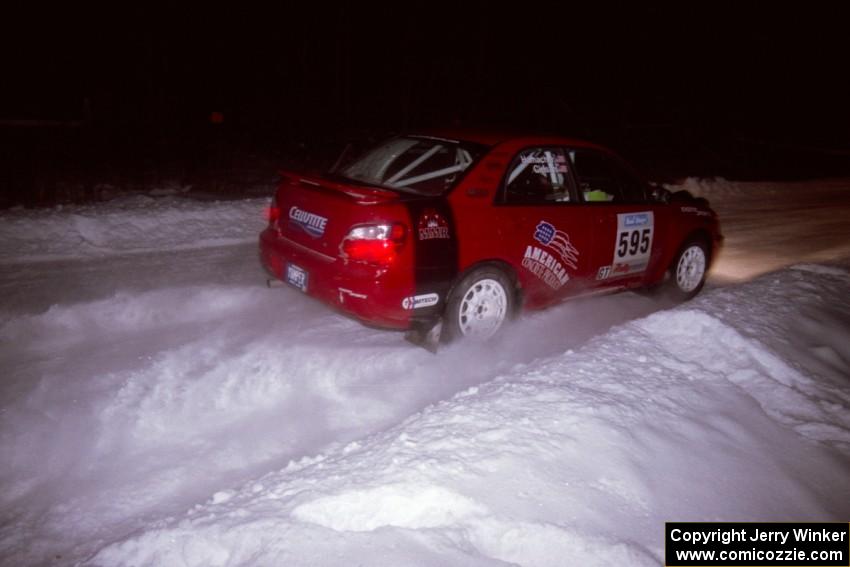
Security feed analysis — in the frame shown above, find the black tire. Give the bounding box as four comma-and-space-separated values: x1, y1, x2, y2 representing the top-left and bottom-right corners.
443, 266, 515, 343
666, 239, 709, 301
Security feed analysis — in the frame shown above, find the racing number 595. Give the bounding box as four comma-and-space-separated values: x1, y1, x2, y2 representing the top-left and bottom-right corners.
617, 228, 651, 258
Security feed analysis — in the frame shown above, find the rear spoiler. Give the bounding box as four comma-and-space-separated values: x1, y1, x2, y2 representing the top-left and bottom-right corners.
277, 169, 399, 205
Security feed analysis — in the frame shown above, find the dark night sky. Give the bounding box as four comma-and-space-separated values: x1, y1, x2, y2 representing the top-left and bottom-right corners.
2, 3, 849, 185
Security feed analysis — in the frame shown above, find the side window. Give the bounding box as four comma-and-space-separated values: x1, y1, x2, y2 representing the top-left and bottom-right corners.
616, 162, 648, 203
503, 148, 576, 204
569, 149, 647, 203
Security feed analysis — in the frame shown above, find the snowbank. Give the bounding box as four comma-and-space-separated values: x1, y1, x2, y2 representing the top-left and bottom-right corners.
91, 265, 850, 567
0, 195, 268, 263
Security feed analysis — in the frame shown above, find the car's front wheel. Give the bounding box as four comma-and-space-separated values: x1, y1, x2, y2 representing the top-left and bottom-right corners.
669, 239, 708, 300
443, 267, 514, 343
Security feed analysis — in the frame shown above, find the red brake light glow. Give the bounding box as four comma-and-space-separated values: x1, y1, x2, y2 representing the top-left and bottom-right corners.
265, 196, 281, 225
341, 223, 407, 265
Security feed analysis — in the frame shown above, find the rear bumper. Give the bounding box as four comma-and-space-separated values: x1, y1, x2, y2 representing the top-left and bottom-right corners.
259, 228, 415, 330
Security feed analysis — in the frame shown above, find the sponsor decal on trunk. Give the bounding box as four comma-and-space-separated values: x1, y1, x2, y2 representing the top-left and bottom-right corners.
288, 206, 328, 238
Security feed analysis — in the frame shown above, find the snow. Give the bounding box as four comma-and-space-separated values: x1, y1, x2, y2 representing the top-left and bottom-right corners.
0, 195, 268, 264
1, 180, 849, 566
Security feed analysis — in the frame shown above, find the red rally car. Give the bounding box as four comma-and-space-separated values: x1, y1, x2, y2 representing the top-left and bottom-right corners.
260, 130, 722, 344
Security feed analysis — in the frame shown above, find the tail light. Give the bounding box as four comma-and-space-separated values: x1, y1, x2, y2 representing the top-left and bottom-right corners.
341, 223, 407, 265
265, 195, 281, 225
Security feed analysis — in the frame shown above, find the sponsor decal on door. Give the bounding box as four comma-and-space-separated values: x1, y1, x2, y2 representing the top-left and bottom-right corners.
533, 221, 579, 269
522, 221, 580, 290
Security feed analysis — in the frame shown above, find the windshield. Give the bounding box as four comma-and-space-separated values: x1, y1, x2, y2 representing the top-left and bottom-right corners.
332, 136, 483, 196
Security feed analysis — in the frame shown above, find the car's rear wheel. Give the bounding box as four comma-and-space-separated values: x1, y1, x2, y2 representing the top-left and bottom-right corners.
669, 239, 708, 300
443, 267, 514, 343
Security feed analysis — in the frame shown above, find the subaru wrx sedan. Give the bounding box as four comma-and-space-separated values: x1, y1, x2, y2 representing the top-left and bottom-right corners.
260, 130, 721, 343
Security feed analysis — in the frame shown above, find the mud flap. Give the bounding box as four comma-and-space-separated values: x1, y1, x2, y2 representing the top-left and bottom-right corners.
403, 196, 458, 321
405, 319, 443, 354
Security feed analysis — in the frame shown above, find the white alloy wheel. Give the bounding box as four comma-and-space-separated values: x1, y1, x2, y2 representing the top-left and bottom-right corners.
675, 244, 707, 293
457, 278, 509, 340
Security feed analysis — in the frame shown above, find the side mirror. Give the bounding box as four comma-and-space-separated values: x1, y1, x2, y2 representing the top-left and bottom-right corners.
650, 186, 671, 204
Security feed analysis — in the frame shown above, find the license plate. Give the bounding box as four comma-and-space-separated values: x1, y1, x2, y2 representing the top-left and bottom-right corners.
286, 263, 308, 292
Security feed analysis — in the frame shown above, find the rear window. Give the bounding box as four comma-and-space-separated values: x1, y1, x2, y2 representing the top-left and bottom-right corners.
332, 136, 483, 196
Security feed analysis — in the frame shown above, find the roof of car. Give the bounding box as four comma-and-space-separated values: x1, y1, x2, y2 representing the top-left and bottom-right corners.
412, 127, 607, 150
